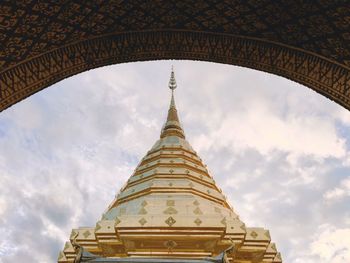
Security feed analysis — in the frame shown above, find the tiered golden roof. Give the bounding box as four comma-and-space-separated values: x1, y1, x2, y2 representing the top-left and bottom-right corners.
58, 69, 282, 263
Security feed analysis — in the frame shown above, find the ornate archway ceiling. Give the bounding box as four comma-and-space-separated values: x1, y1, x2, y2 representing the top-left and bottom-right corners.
1, 0, 350, 111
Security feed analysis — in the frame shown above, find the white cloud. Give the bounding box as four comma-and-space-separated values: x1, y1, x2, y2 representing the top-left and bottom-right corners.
310, 224, 350, 263
0, 197, 7, 217
324, 177, 350, 202
192, 97, 346, 160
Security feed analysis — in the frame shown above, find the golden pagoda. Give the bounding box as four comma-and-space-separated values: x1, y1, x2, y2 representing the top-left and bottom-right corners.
58, 69, 282, 263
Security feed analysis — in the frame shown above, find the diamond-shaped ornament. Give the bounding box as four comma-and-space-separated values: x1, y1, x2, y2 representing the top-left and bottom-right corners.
83, 230, 91, 238
165, 216, 176, 226
193, 207, 203, 215
139, 218, 147, 226
250, 231, 258, 238
194, 218, 202, 226
164, 240, 177, 249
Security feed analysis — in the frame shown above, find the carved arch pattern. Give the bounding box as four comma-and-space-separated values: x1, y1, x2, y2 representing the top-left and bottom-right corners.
1, 30, 350, 111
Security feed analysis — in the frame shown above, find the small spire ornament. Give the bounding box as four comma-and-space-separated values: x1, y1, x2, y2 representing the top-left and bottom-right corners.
168, 66, 177, 90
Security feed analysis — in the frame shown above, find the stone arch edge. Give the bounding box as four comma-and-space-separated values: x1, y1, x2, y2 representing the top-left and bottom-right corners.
1, 30, 350, 112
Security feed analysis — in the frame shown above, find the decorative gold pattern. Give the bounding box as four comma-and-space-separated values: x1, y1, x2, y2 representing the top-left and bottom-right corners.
250, 231, 258, 238
100, 244, 117, 257
194, 218, 202, 226
165, 216, 176, 227
164, 240, 177, 249
83, 230, 90, 238
163, 207, 178, 215
139, 218, 147, 226
193, 207, 203, 215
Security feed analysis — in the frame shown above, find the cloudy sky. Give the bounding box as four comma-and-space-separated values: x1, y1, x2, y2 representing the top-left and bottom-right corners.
0, 61, 350, 263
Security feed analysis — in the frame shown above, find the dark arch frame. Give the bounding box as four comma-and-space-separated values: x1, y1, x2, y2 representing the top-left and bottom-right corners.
1, 30, 350, 111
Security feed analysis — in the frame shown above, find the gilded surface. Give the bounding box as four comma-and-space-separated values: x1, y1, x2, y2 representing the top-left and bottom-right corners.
0, 1, 350, 111
59, 71, 282, 262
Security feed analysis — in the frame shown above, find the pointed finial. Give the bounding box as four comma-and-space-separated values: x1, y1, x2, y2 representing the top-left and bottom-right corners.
168, 66, 177, 90
160, 66, 185, 139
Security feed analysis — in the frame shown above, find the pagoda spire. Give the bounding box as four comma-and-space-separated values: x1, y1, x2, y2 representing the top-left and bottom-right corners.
59, 66, 282, 263
160, 67, 185, 139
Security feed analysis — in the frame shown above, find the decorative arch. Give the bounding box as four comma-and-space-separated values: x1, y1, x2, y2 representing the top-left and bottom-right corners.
1, 1, 350, 111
